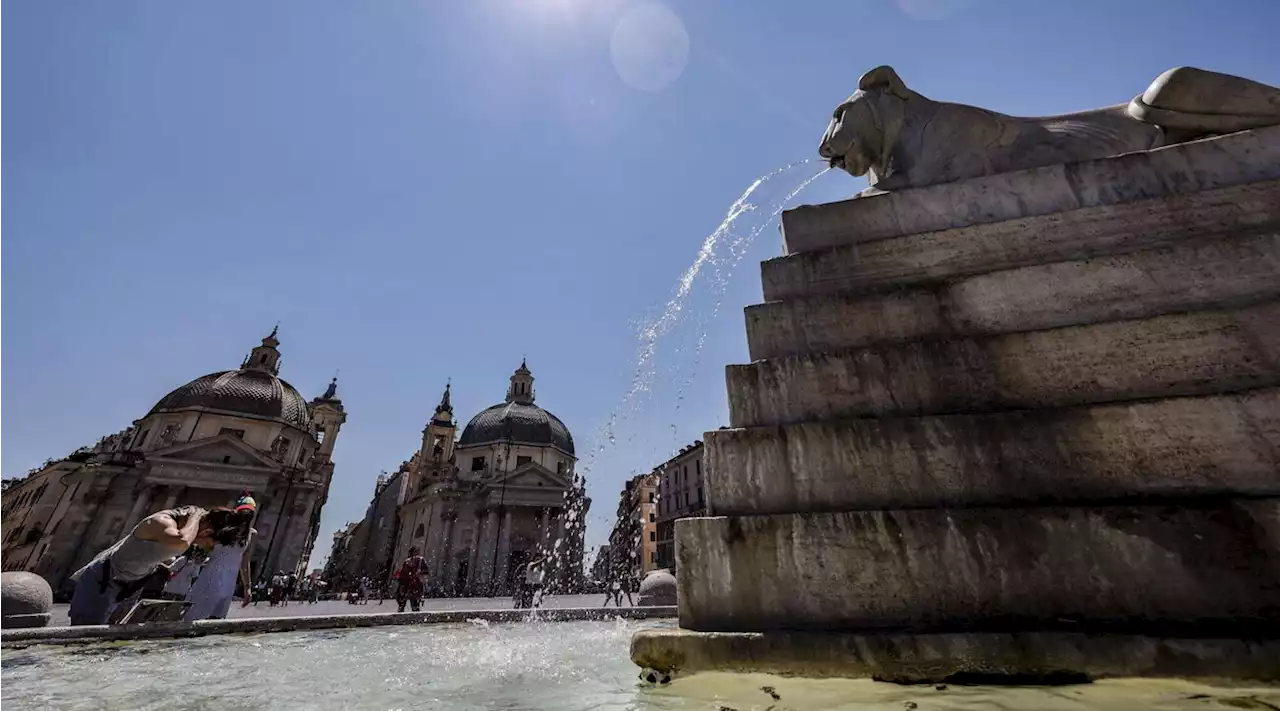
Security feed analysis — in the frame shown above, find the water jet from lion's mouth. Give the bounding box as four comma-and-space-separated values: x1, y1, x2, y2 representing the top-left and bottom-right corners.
575, 158, 830, 504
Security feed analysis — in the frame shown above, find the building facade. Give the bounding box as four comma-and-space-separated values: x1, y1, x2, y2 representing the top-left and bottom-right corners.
604, 471, 659, 582
0, 328, 346, 595
322, 520, 364, 592
655, 439, 706, 571
589, 544, 612, 584
350, 361, 591, 597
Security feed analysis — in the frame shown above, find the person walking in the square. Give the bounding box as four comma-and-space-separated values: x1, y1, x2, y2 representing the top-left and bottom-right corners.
394, 547, 428, 612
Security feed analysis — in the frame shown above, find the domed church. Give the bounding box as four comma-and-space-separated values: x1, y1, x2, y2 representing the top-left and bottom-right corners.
390, 361, 590, 596
5, 328, 346, 594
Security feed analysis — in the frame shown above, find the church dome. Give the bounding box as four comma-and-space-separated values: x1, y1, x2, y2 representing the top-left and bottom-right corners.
457, 402, 575, 455
149, 369, 314, 431
146, 327, 314, 432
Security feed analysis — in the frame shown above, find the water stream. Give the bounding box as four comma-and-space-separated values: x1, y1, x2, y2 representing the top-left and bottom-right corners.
535, 160, 829, 597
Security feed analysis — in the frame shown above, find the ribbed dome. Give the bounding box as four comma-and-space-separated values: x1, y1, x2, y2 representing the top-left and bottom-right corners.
149, 369, 313, 431
458, 402, 574, 455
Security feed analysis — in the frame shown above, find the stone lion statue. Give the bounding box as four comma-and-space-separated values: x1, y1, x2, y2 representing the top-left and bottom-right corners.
819, 66, 1280, 192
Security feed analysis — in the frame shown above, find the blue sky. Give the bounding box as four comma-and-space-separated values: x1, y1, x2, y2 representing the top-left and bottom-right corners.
5, 0, 1279, 568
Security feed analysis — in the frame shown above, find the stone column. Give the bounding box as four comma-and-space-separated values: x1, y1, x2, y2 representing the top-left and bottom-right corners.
439, 513, 457, 594
477, 508, 500, 594
426, 504, 446, 579
539, 507, 551, 547
464, 512, 484, 594
121, 485, 157, 536
160, 486, 185, 511
495, 508, 514, 595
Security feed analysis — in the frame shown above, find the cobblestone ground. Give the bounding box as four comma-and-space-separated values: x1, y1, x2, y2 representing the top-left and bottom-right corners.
46, 593, 635, 627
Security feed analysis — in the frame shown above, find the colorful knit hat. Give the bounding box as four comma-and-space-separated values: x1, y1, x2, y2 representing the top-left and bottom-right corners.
235, 492, 257, 513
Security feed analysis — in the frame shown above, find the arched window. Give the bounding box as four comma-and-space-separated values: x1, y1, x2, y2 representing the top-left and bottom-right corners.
414, 523, 425, 539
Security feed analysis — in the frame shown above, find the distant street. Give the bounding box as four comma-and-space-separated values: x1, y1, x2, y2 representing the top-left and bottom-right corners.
45, 594, 635, 627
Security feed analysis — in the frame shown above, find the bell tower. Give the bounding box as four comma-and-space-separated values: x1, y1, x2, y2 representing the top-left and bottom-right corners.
242, 325, 282, 375
311, 376, 347, 461
417, 381, 457, 488
506, 359, 535, 405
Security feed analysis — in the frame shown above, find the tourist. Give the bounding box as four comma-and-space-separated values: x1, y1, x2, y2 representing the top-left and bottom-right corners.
519, 556, 546, 609
68, 505, 221, 625
269, 571, 287, 606
602, 574, 622, 608
182, 495, 256, 622
359, 576, 371, 604
309, 579, 323, 604
160, 549, 204, 601
619, 573, 635, 606
394, 546, 428, 612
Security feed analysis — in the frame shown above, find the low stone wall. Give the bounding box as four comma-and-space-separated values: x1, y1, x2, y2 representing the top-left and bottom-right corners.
1, 606, 677, 648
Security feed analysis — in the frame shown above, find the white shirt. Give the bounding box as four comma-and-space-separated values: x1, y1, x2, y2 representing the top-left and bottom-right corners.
525, 563, 544, 585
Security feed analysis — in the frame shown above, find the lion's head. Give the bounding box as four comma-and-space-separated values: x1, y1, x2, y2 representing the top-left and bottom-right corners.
818, 66, 911, 180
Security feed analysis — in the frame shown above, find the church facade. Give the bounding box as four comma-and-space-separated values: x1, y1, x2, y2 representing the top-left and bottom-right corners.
385, 362, 589, 597
0, 328, 346, 595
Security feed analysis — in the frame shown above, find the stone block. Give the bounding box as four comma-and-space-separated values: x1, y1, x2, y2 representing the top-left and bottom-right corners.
638, 569, 677, 606
762, 180, 1280, 302
705, 389, 1280, 516
674, 501, 1280, 634
727, 301, 1280, 428
747, 231, 1280, 360
0, 572, 53, 629
780, 126, 1280, 254
630, 628, 1280, 682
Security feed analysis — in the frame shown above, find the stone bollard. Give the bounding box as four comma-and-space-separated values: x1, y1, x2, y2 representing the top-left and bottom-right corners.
637, 569, 676, 607
1, 571, 54, 629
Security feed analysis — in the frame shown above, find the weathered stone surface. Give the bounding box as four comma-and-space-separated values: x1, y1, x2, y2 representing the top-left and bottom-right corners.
748, 231, 1280, 360
1, 572, 54, 629
631, 628, 1280, 682
727, 301, 1280, 428
764, 179, 1280, 302
638, 569, 677, 606
706, 389, 1280, 516
787, 126, 1280, 254
675, 501, 1280, 634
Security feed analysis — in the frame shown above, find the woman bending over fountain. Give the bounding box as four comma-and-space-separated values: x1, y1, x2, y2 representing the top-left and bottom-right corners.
182, 495, 257, 621
68, 505, 223, 625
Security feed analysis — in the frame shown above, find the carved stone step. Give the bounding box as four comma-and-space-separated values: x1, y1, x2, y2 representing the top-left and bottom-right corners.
761, 179, 1280, 303
706, 389, 1280, 517
675, 500, 1280, 634
747, 231, 1280, 360
780, 126, 1280, 254
631, 627, 1280, 683
727, 301, 1280, 428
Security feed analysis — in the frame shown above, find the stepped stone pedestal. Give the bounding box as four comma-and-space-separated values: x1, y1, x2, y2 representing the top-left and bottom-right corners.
631, 126, 1280, 683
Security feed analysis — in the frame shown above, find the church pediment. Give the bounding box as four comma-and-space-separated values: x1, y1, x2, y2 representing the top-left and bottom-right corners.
490, 462, 571, 490
147, 434, 279, 470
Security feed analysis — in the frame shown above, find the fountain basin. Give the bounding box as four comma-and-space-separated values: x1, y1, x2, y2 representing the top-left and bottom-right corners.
4, 619, 1280, 710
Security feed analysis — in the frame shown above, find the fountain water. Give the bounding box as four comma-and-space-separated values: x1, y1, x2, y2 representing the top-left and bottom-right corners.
5, 620, 1278, 709
531, 160, 829, 607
